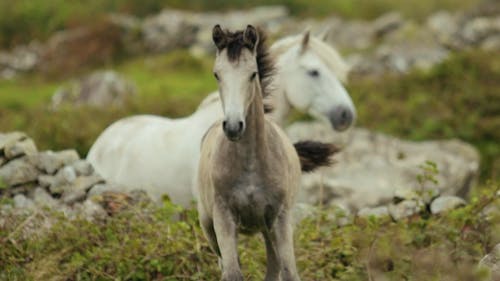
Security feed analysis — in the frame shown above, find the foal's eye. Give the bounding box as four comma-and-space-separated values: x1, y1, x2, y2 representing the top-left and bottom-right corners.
308, 69, 320, 77
250, 72, 257, 81
214, 72, 220, 81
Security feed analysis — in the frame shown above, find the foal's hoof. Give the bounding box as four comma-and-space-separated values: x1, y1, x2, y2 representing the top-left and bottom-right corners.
221, 272, 244, 281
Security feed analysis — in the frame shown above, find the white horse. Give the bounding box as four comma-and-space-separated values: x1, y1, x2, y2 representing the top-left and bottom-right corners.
87, 30, 356, 207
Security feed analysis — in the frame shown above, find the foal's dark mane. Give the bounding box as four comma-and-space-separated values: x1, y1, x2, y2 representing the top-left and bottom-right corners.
217, 27, 275, 112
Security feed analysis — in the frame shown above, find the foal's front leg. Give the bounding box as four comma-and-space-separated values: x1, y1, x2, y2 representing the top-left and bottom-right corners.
213, 204, 243, 281
273, 211, 301, 281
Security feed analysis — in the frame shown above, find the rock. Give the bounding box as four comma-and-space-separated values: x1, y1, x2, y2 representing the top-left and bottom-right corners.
87, 182, 123, 198
388, 200, 425, 220
141, 10, 199, 53
426, 11, 462, 48
61, 188, 87, 205
60, 175, 104, 204
372, 12, 403, 38
479, 243, 500, 280
4, 138, 38, 159
79, 199, 108, 220
0, 132, 27, 151
0, 157, 40, 186
30, 187, 59, 208
462, 17, 500, 46
29, 149, 80, 174
288, 126, 480, 212
481, 34, 500, 50
357, 206, 390, 218
108, 13, 143, 55
71, 160, 94, 176
327, 20, 374, 50
293, 203, 320, 223
394, 188, 440, 205
49, 166, 77, 194
51, 70, 136, 109
13, 194, 36, 210
430, 195, 466, 214
0, 43, 41, 79
37, 175, 55, 188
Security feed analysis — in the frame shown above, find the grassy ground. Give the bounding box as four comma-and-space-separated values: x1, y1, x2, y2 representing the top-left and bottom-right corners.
0, 0, 481, 48
1, 182, 499, 280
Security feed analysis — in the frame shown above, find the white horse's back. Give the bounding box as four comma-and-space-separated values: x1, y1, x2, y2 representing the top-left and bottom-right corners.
87, 102, 222, 206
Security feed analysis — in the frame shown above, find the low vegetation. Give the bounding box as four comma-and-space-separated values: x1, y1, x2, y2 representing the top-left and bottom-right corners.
1, 182, 498, 280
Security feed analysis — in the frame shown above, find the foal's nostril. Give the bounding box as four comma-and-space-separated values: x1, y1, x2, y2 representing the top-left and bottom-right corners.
238, 121, 244, 131
222, 120, 227, 130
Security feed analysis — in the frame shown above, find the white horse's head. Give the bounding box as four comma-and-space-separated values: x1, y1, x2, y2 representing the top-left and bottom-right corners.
212, 24, 268, 141
272, 31, 356, 131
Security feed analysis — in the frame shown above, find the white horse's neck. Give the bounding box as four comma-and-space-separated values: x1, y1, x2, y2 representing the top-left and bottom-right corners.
267, 78, 291, 126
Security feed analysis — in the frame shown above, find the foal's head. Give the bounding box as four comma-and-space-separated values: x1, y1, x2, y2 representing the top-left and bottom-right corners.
212, 24, 273, 141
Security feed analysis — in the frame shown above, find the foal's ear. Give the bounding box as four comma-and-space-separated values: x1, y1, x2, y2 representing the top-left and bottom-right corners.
212, 24, 226, 50
300, 30, 310, 53
243, 25, 259, 50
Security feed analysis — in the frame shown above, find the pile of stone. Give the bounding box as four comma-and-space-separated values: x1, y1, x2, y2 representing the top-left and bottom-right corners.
0, 131, 147, 220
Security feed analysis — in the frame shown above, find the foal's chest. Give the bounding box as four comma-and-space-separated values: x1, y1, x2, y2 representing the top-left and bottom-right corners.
221, 177, 284, 234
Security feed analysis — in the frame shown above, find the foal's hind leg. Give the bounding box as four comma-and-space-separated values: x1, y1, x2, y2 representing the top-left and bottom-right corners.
272, 211, 301, 281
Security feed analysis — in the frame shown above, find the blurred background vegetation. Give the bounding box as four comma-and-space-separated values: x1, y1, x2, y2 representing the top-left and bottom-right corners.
0, 0, 481, 47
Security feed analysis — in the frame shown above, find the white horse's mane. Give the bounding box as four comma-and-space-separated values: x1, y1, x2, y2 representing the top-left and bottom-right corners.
271, 34, 350, 83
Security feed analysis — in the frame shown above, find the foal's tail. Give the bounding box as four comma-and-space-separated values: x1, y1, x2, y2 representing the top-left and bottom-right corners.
294, 141, 339, 172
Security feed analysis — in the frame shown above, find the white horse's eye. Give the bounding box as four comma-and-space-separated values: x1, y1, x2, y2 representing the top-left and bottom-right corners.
308, 69, 320, 77
214, 72, 220, 81
250, 72, 257, 81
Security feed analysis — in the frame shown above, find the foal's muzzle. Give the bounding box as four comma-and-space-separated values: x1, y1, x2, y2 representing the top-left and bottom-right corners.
222, 119, 245, 141
328, 106, 354, 132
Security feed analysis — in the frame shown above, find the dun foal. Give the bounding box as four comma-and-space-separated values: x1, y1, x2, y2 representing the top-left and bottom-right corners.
197, 25, 337, 281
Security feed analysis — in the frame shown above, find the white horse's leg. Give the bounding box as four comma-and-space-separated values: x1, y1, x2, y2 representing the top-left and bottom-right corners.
213, 204, 243, 281
273, 211, 301, 281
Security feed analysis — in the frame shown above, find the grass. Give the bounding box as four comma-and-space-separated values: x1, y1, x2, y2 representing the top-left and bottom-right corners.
1, 181, 498, 280
0, 0, 482, 48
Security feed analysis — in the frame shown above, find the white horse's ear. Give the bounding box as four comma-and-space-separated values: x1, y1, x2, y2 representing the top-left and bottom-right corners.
213, 24, 226, 50
244, 25, 259, 51
318, 27, 331, 42
300, 30, 310, 53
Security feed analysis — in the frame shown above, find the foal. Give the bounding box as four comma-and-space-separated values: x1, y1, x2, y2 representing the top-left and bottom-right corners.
197, 25, 336, 281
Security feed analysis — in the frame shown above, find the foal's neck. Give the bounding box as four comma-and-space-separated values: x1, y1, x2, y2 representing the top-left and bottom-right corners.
237, 84, 267, 167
